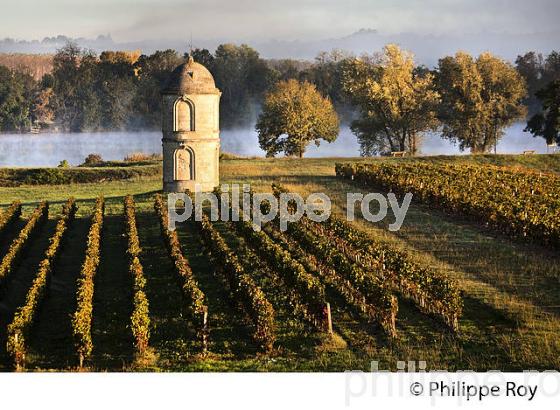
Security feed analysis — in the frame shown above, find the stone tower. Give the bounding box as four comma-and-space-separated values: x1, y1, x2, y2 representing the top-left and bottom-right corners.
161, 56, 221, 192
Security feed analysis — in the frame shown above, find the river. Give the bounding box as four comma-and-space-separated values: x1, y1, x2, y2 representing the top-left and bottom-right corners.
0, 123, 552, 167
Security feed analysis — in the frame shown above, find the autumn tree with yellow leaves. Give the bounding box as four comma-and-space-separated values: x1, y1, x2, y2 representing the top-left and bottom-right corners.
341, 44, 440, 156
256, 79, 339, 158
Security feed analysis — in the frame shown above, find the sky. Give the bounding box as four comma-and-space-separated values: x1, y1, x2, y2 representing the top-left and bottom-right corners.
1, 0, 559, 43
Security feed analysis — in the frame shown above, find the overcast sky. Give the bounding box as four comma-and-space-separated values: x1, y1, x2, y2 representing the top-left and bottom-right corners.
1, 0, 559, 42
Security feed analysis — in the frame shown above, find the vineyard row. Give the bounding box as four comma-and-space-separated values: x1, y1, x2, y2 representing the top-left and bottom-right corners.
7, 198, 76, 369
336, 162, 560, 249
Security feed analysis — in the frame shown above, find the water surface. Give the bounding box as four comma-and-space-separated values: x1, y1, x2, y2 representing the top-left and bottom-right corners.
0, 123, 551, 167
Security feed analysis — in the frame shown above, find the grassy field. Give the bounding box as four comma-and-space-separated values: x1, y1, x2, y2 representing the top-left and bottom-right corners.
0, 154, 559, 371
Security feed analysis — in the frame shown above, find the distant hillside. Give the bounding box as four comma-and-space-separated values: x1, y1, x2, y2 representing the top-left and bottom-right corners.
1, 30, 559, 65
0, 35, 115, 54
0, 29, 560, 66
253, 29, 560, 66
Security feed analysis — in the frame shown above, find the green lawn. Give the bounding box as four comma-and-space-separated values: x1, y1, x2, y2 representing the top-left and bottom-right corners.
0, 154, 559, 371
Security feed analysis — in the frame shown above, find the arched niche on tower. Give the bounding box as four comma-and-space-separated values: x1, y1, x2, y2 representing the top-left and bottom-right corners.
173, 97, 195, 132
173, 146, 195, 180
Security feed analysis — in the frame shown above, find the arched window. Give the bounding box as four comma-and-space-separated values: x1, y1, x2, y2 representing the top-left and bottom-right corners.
174, 147, 195, 180
173, 98, 194, 131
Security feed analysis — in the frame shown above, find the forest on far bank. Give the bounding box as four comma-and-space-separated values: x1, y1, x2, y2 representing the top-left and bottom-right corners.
0, 43, 559, 155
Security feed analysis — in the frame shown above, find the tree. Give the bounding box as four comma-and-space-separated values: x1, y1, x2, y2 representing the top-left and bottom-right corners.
256, 79, 339, 157
301, 49, 354, 122
187, 48, 215, 71
0, 65, 35, 131
341, 44, 440, 156
515, 50, 560, 116
31, 87, 55, 126
49, 42, 105, 131
525, 80, 560, 145
212, 44, 275, 127
75, 53, 103, 131
543, 51, 560, 85
267, 59, 311, 82
132, 49, 184, 129
50, 42, 84, 131
516, 51, 545, 114
438, 52, 526, 153
303, 50, 351, 102
97, 51, 137, 130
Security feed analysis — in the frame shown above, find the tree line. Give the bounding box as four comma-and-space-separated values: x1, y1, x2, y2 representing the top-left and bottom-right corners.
0, 43, 277, 132
257, 45, 559, 156
0, 42, 558, 155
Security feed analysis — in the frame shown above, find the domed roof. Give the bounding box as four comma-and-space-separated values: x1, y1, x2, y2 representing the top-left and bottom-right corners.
162, 56, 219, 95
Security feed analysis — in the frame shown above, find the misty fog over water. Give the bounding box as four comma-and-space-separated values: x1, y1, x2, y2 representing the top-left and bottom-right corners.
0, 123, 551, 167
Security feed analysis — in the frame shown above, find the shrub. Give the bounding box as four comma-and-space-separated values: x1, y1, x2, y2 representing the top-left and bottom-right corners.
124, 152, 162, 162
280, 219, 399, 337
82, 153, 104, 166
58, 160, 70, 168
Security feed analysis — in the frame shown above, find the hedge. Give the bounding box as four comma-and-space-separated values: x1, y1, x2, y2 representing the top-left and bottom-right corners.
0, 165, 161, 187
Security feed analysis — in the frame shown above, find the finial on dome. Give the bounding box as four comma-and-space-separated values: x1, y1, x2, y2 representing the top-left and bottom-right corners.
188, 54, 194, 64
